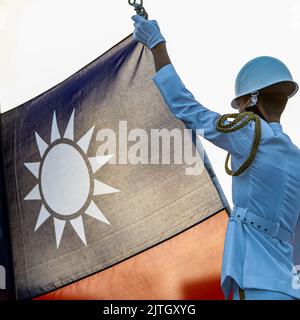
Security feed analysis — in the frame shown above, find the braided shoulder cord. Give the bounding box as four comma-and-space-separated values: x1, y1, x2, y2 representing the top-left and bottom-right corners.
216, 111, 261, 176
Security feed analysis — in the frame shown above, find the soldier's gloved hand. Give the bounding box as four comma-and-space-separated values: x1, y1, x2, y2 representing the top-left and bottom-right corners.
131, 15, 166, 49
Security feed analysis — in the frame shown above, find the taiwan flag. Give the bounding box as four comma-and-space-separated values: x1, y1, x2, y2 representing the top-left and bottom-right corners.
0, 35, 229, 300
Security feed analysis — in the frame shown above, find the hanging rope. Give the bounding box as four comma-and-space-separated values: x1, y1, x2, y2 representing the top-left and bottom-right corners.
216, 112, 261, 176
128, 0, 148, 19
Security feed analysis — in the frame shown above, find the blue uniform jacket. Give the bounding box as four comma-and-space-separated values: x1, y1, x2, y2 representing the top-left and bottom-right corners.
152, 64, 300, 299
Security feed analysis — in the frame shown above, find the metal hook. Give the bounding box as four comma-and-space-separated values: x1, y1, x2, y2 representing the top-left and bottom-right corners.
128, 0, 142, 5
128, 0, 148, 19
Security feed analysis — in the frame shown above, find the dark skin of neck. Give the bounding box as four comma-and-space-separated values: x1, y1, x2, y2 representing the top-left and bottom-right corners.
239, 95, 287, 123
250, 105, 282, 123
151, 42, 288, 124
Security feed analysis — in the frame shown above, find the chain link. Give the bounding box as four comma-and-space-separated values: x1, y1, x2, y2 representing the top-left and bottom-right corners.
128, 0, 148, 19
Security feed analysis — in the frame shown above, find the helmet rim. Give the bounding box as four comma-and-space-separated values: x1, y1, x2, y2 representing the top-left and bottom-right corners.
232, 80, 299, 109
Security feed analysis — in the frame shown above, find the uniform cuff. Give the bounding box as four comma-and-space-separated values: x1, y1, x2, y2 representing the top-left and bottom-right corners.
152, 64, 177, 85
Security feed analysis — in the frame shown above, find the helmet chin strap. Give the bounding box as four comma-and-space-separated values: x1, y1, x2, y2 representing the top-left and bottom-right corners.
250, 91, 259, 107
239, 91, 259, 113
239, 99, 251, 113
239, 91, 268, 122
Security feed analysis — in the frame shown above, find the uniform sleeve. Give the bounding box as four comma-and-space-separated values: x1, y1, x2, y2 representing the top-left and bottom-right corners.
292, 213, 300, 266
152, 64, 255, 157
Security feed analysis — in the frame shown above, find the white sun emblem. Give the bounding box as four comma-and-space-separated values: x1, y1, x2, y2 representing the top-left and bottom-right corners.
24, 109, 119, 248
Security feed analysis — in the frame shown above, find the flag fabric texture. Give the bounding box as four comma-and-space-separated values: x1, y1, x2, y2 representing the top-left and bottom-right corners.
0, 135, 14, 299
1, 35, 228, 299
38, 210, 228, 300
